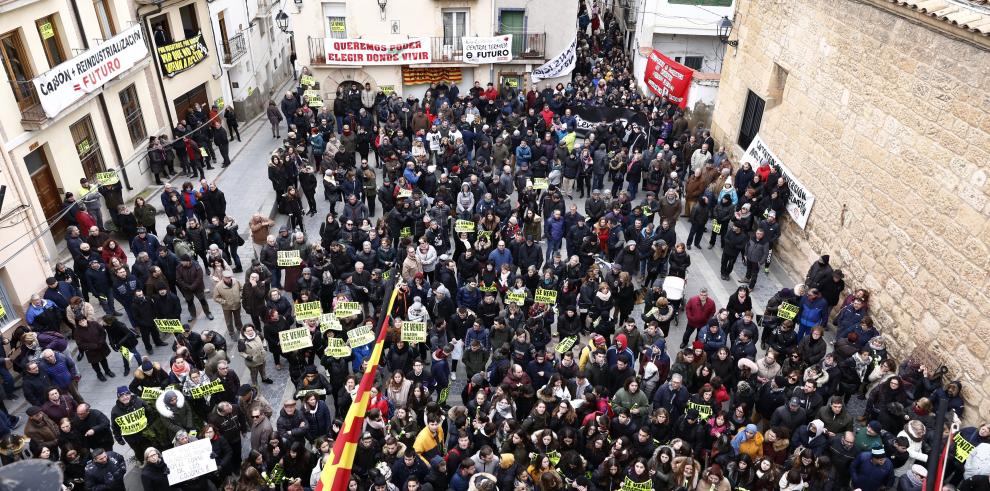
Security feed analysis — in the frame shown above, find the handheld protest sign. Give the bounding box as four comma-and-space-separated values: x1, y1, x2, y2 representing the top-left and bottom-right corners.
154, 319, 184, 333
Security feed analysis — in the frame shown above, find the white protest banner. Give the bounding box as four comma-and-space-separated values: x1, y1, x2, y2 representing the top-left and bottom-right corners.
33, 25, 148, 118
738, 135, 816, 229
463, 35, 513, 64
163, 438, 217, 485
324, 38, 431, 65
532, 37, 576, 82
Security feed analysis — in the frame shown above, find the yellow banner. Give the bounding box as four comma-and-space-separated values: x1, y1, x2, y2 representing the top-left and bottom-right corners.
301, 74, 316, 87
400, 321, 427, 343
320, 313, 342, 332
621, 476, 653, 491
294, 301, 322, 321
335, 301, 361, 318
506, 292, 527, 306
96, 171, 120, 186
955, 432, 975, 463
141, 386, 163, 403
347, 325, 374, 348
115, 407, 148, 436
534, 288, 557, 304
455, 220, 476, 233
279, 327, 313, 352
154, 319, 184, 333
554, 336, 578, 354
532, 178, 549, 190
777, 302, 799, 320
324, 337, 352, 358
711, 219, 722, 234
277, 250, 302, 267
189, 378, 225, 399
686, 400, 713, 421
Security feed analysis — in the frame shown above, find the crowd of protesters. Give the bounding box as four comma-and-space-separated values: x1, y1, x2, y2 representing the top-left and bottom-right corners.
0, 2, 986, 491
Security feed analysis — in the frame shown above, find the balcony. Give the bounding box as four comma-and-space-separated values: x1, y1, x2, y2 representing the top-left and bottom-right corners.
495, 31, 545, 59
8, 80, 47, 130
221, 33, 247, 66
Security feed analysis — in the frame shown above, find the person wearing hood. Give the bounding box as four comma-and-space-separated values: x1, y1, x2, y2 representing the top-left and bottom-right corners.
606, 333, 635, 369
731, 424, 764, 459
156, 389, 198, 441
931, 380, 966, 418
789, 419, 828, 456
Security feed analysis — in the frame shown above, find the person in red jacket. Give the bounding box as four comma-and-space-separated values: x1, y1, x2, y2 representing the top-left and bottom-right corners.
682, 288, 716, 349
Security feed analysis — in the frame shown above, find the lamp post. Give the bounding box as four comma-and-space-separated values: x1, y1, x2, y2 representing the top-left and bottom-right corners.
276, 10, 291, 34
717, 16, 738, 47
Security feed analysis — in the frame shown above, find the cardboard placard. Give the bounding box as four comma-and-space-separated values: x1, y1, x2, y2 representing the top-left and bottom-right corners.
777, 302, 799, 320
279, 327, 313, 352
399, 227, 412, 238
300, 74, 316, 87
277, 250, 302, 267
189, 379, 225, 399
154, 319, 184, 333
294, 301, 322, 321
335, 301, 361, 318
163, 438, 218, 485
455, 220, 476, 233
400, 321, 427, 343
554, 335, 578, 353
319, 313, 342, 332
534, 288, 557, 305
114, 407, 147, 435
96, 170, 119, 186
711, 219, 722, 234
532, 178, 549, 190
347, 325, 374, 347
324, 337, 351, 358
141, 386, 164, 404
506, 292, 527, 306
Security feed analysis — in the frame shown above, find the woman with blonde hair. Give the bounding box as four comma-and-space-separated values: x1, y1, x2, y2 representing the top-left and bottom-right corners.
671, 455, 702, 490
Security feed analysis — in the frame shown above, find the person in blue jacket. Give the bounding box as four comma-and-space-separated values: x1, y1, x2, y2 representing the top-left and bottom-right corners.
515, 140, 532, 167
797, 288, 829, 342
430, 347, 451, 403
850, 447, 895, 491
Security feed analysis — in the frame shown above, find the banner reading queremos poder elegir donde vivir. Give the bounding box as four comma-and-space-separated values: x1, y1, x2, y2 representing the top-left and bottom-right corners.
324, 38, 431, 65
32, 25, 148, 118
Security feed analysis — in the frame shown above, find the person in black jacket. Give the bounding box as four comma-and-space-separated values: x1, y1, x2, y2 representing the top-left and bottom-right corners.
103, 315, 140, 374
212, 121, 231, 167
140, 447, 170, 491
686, 196, 710, 249
299, 165, 319, 216
719, 222, 748, 281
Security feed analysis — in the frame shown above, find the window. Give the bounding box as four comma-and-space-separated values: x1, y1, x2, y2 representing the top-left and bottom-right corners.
323, 3, 347, 39
0, 30, 37, 111
682, 56, 703, 71
442, 10, 468, 51
93, 0, 117, 39
36, 15, 67, 67
179, 4, 200, 39
738, 90, 765, 149
149, 14, 172, 46
118, 84, 147, 145
70, 116, 106, 180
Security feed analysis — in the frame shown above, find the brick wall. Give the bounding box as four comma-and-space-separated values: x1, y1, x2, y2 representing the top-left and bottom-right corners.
709, 0, 990, 420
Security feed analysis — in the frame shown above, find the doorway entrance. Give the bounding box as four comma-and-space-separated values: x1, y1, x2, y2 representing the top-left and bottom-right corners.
24, 146, 64, 232
173, 83, 209, 126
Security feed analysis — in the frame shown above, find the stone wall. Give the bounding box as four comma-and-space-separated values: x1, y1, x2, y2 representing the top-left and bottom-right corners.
709, 0, 990, 420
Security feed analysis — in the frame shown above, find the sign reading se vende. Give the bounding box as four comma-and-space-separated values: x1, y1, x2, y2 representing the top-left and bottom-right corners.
324, 38, 431, 65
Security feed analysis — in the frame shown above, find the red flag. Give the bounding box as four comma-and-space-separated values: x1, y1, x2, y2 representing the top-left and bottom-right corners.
643, 49, 694, 109
928, 426, 955, 491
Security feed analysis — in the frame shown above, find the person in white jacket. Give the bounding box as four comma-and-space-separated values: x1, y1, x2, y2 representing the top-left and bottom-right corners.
894, 420, 928, 477
415, 241, 438, 282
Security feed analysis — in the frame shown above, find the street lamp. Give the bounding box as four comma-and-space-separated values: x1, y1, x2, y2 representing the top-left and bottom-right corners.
276, 10, 291, 34
717, 16, 738, 47
377, 0, 387, 20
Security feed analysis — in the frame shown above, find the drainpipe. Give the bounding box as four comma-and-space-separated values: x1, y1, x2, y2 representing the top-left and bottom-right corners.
137, 3, 175, 130
68, 0, 133, 190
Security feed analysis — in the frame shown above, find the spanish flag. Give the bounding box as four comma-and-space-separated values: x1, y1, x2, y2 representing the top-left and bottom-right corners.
315, 285, 401, 491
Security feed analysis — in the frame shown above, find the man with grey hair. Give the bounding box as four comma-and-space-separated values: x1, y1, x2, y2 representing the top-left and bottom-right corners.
40, 349, 84, 403
651, 371, 689, 419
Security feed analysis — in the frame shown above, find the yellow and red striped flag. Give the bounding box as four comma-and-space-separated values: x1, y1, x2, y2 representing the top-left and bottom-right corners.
314, 285, 401, 491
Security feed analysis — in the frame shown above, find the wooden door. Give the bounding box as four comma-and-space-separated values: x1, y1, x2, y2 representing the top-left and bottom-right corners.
500, 10, 525, 56
25, 148, 63, 230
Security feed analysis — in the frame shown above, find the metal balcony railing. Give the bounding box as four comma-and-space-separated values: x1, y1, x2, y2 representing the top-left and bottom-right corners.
222, 32, 248, 65
495, 31, 546, 59
8, 80, 47, 129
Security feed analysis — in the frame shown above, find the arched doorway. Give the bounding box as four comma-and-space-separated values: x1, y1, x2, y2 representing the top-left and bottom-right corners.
321, 68, 377, 103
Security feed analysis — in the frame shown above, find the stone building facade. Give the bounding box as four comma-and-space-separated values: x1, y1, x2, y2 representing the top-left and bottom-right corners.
709, 0, 990, 419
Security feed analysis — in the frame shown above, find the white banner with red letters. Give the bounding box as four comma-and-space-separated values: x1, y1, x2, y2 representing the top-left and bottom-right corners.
33, 25, 148, 118
324, 38, 431, 65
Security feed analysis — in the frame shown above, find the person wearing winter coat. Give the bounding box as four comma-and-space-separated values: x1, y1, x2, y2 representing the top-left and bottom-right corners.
796, 289, 829, 342
741, 228, 770, 289
850, 447, 895, 491
74, 318, 115, 382
301, 392, 332, 442
719, 222, 748, 281
789, 419, 828, 456
276, 398, 309, 446
156, 390, 199, 441
84, 448, 127, 491
212, 270, 243, 336
140, 447, 170, 491
893, 420, 929, 477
